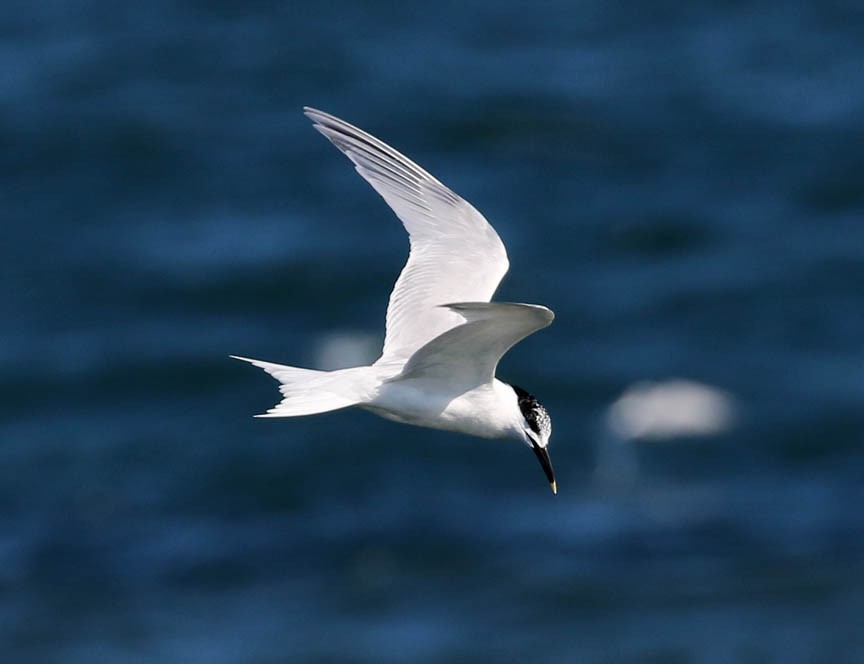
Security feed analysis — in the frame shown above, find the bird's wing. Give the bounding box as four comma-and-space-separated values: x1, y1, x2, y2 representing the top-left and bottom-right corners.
396, 302, 554, 388
304, 108, 510, 362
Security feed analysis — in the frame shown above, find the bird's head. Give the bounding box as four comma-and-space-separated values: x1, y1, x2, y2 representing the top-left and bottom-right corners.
511, 384, 556, 494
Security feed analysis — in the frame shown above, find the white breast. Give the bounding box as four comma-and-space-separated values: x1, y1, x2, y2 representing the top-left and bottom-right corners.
363, 378, 522, 440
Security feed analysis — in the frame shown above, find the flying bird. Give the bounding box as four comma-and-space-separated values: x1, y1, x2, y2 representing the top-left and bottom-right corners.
233, 108, 557, 492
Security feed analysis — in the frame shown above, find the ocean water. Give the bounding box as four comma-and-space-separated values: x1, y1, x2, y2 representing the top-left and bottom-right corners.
2, 1, 863, 662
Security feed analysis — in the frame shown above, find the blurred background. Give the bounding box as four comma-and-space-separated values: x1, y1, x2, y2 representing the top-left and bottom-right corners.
2, 1, 863, 662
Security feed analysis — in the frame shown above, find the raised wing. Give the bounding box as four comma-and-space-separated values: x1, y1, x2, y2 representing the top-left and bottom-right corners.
396, 302, 554, 389
304, 108, 510, 362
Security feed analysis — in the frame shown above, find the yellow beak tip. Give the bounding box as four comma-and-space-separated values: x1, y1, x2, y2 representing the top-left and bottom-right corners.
550, 481, 558, 494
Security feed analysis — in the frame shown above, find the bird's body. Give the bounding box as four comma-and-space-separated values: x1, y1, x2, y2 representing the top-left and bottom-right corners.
368, 377, 523, 440
234, 108, 557, 491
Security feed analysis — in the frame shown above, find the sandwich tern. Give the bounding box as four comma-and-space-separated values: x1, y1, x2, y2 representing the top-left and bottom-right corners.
233, 108, 557, 492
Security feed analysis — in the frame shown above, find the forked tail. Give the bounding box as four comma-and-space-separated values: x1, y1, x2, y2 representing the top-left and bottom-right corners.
231, 356, 375, 417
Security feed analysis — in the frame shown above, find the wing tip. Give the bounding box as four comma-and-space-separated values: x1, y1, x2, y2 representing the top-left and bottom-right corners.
303, 106, 349, 133
439, 302, 555, 323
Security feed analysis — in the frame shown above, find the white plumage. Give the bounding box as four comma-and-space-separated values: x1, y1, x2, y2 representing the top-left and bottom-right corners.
233, 108, 558, 492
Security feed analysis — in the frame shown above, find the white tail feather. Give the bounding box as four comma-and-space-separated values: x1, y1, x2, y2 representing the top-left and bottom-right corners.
230, 356, 375, 417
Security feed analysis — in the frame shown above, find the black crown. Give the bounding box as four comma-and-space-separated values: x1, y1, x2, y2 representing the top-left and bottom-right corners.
512, 384, 551, 438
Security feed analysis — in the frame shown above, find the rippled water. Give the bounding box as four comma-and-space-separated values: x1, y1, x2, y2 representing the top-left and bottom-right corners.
2, 1, 863, 662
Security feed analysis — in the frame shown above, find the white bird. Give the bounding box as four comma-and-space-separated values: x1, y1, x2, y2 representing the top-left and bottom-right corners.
233, 108, 557, 492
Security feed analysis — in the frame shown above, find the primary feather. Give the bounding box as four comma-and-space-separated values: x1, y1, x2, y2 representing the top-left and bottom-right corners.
304, 107, 510, 363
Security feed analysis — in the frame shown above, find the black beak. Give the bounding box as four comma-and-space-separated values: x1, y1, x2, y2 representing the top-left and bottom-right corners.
530, 440, 557, 494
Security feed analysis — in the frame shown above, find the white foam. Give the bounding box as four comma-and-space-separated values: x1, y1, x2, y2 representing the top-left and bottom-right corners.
315, 331, 380, 370
606, 379, 737, 442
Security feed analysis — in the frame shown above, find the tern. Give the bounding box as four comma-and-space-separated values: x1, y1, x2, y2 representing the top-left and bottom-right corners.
233, 108, 557, 492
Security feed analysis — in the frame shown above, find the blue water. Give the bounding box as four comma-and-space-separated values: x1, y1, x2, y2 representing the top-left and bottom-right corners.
3, 1, 864, 662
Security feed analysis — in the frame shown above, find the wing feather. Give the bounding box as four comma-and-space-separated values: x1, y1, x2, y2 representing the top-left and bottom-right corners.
304, 108, 510, 362
396, 302, 555, 388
